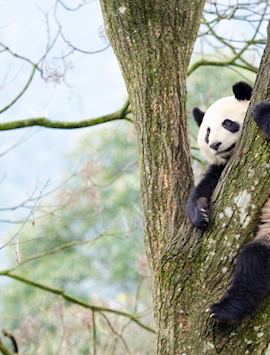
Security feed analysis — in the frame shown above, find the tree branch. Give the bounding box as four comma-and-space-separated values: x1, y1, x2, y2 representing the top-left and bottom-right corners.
0, 65, 37, 115
0, 270, 154, 334
188, 54, 258, 76
0, 100, 131, 131
189, 0, 269, 77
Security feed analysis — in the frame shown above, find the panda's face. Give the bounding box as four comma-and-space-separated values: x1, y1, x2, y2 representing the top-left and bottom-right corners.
193, 82, 252, 165
198, 96, 249, 165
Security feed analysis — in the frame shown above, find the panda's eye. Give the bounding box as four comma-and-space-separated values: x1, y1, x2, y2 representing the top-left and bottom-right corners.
222, 119, 240, 133
205, 127, 210, 144
223, 119, 233, 127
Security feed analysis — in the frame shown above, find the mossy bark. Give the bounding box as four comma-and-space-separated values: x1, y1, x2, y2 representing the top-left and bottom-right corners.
100, 2, 270, 354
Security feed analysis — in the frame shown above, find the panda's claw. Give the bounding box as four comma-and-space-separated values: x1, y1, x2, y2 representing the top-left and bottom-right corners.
186, 197, 210, 230
208, 301, 242, 324
192, 205, 209, 229
201, 211, 209, 217
200, 209, 209, 221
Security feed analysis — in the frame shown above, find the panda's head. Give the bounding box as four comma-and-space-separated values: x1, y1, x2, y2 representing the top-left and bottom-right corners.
193, 81, 252, 165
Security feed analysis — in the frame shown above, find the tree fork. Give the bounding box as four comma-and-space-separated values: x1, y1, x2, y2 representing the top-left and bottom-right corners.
101, 1, 270, 354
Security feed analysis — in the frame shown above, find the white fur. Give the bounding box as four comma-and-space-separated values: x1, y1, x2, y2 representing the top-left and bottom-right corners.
198, 96, 249, 165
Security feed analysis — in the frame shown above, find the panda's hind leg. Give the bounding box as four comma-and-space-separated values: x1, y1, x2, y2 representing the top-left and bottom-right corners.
252, 101, 270, 138
209, 241, 270, 324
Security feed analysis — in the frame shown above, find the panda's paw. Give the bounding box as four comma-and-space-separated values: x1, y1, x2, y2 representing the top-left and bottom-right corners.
208, 299, 246, 324
186, 197, 209, 230
252, 101, 270, 138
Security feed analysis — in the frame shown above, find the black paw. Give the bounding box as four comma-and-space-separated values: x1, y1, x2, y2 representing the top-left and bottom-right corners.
208, 298, 248, 324
186, 196, 209, 230
252, 101, 270, 138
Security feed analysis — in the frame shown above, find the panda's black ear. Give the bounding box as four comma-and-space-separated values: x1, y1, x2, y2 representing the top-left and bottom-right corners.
232, 81, 252, 100
192, 107, 205, 127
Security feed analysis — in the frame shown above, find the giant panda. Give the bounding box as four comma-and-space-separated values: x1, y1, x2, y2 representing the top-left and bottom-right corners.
186, 81, 270, 323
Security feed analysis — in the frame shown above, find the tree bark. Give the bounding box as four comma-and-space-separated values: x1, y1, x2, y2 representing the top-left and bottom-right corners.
100, 2, 270, 354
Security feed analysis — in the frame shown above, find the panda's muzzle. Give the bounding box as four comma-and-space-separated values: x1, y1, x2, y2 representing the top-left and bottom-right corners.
216, 143, 236, 155
210, 141, 222, 151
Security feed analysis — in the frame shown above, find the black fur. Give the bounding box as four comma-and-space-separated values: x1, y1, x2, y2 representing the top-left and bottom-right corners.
210, 241, 270, 323
232, 81, 252, 101
186, 164, 224, 230
193, 107, 205, 127
222, 119, 240, 133
252, 101, 270, 138
205, 127, 210, 144
217, 143, 236, 156
210, 141, 221, 151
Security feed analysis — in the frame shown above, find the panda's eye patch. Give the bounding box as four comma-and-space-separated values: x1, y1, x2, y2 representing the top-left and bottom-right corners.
222, 119, 240, 133
205, 127, 210, 144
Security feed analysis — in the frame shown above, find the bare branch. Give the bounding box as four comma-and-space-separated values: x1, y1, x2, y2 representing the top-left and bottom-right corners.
99, 312, 131, 354
0, 129, 38, 158
53, 0, 110, 58
12, 234, 107, 268
0, 100, 131, 131
57, 0, 92, 12
0, 65, 37, 115
0, 26, 60, 112
0, 43, 41, 69
187, 57, 258, 76
0, 181, 49, 250
189, 0, 269, 75
0, 270, 155, 334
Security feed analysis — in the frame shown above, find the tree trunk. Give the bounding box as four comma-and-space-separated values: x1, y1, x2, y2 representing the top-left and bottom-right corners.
100, 2, 270, 354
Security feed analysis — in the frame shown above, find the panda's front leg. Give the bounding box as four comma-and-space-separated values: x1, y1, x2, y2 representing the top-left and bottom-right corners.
252, 101, 270, 138
186, 164, 225, 231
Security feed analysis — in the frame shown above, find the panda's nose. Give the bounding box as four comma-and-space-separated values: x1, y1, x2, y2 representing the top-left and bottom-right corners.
210, 141, 222, 151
